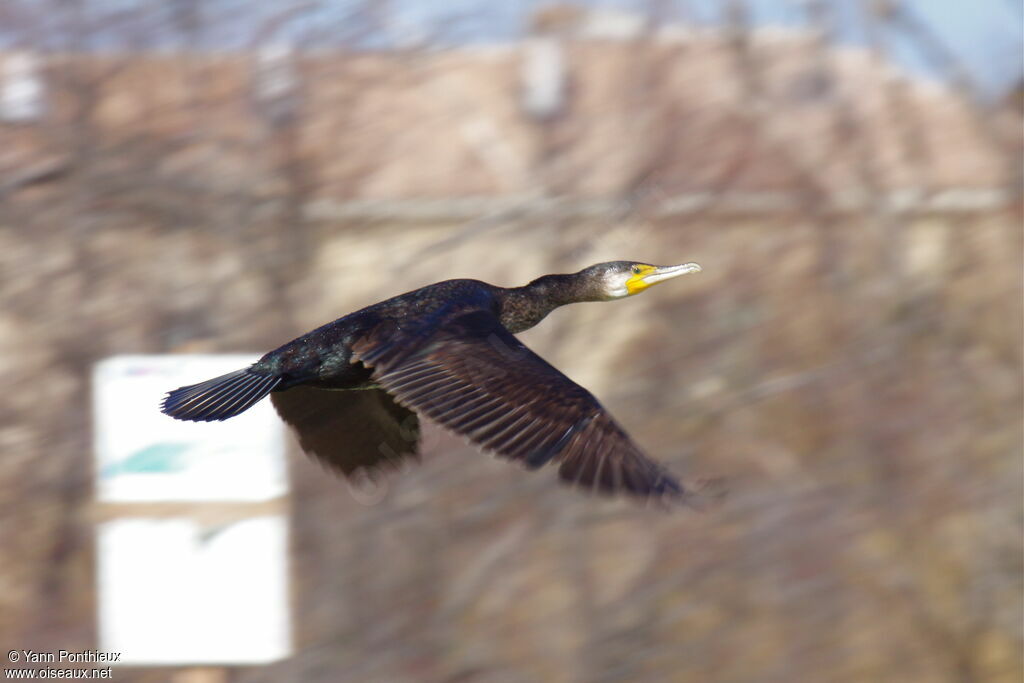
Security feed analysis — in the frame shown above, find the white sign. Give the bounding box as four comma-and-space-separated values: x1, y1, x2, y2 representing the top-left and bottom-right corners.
92, 355, 287, 502
97, 516, 292, 664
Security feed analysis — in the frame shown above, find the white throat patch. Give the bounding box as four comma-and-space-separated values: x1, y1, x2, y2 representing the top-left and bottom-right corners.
602, 271, 631, 299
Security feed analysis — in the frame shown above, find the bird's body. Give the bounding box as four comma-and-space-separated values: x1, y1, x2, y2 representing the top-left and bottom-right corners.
162, 261, 705, 503
259, 279, 504, 391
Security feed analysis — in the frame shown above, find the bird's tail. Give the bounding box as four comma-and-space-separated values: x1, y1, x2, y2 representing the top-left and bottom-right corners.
160, 368, 281, 422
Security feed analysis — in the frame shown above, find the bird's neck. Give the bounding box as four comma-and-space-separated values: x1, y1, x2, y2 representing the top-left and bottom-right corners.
499, 274, 589, 333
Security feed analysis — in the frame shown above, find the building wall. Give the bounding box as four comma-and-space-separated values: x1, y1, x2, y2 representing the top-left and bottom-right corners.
1, 193, 1020, 681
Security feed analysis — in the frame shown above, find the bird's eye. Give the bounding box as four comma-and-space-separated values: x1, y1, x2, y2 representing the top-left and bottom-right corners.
631, 265, 642, 274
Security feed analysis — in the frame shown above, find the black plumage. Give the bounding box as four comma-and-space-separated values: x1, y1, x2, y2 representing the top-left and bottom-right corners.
161, 260, 705, 504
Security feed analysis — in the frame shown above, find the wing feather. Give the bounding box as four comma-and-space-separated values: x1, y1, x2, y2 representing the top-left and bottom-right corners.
352, 307, 692, 503
270, 386, 420, 478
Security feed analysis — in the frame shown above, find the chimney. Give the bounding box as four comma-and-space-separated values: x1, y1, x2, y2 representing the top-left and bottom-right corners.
1, 52, 45, 123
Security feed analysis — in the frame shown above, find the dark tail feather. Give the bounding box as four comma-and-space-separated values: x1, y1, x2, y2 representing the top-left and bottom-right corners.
161, 368, 281, 422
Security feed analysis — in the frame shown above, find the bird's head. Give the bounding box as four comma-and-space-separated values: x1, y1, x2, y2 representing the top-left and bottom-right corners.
578, 261, 703, 300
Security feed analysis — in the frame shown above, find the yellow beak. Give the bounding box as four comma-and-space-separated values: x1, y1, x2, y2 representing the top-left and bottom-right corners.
625, 262, 702, 295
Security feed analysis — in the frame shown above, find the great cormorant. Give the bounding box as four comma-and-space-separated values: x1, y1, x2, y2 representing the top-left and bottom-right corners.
161, 261, 705, 503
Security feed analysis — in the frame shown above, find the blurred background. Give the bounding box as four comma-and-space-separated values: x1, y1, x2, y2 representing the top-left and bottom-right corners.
1, 1, 1021, 681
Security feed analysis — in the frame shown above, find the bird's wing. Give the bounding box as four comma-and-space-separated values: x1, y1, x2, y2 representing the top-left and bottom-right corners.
271, 386, 420, 478
351, 307, 688, 502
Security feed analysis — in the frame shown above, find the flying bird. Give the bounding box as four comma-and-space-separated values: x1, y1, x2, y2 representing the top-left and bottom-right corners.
161, 261, 706, 504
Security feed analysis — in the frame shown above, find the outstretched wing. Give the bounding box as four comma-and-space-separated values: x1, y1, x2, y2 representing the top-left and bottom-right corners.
271, 386, 420, 478
352, 307, 689, 502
